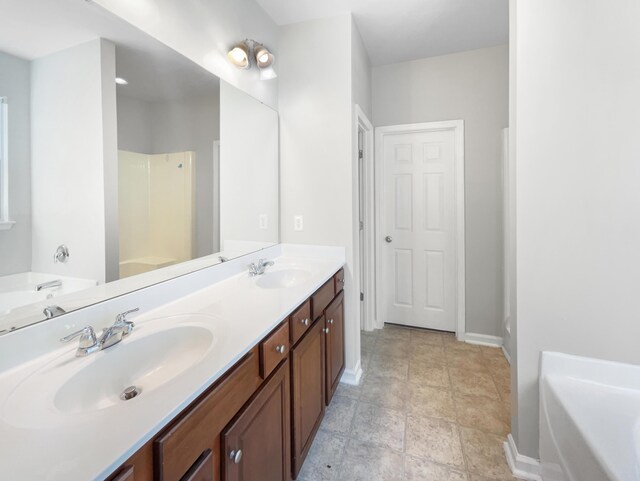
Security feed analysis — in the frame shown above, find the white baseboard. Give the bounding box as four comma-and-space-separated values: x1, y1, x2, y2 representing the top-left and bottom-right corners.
502, 345, 512, 364
464, 332, 503, 347
504, 434, 542, 481
340, 359, 363, 385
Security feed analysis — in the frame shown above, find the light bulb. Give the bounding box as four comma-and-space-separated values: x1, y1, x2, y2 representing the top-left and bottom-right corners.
227, 43, 250, 69
231, 48, 247, 63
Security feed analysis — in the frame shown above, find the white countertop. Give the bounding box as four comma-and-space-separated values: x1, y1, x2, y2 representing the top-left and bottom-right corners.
0, 245, 345, 481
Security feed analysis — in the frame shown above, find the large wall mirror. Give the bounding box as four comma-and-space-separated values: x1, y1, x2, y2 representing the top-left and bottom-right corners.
0, 1, 279, 334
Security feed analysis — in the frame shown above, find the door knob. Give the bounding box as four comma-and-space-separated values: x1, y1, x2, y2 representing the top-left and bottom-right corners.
385, 236, 393, 243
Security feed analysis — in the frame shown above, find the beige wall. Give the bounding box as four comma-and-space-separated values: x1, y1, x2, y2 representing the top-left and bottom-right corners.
372, 45, 509, 338
351, 17, 372, 120
279, 14, 363, 378
512, 0, 640, 458
31, 39, 113, 283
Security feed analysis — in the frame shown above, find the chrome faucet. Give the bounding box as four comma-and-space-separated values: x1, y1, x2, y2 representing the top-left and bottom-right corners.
248, 258, 274, 276
36, 279, 62, 291
60, 308, 139, 357
43, 305, 66, 319
100, 308, 138, 349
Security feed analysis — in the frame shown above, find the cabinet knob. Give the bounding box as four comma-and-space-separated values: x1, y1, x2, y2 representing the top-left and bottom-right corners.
324, 327, 330, 334
275, 345, 286, 354
302, 318, 310, 326
328, 319, 334, 325
230, 449, 242, 464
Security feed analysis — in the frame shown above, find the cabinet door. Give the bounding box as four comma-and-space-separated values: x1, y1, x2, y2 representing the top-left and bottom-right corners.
155, 348, 261, 481
291, 319, 325, 478
325, 291, 345, 405
223, 361, 291, 481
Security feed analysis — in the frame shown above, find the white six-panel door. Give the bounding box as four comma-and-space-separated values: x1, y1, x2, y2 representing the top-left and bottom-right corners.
377, 122, 464, 332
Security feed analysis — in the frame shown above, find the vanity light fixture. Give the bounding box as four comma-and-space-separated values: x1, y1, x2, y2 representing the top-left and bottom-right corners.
115, 77, 128, 85
227, 40, 276, 79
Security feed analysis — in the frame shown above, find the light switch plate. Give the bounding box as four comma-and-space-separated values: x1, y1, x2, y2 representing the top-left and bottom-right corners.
259, 214, 268, 230
294, 215, 304, 231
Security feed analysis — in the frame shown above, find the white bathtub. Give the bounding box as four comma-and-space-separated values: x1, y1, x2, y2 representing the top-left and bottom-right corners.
540, 352, 640, 481
0, 272, 97, 316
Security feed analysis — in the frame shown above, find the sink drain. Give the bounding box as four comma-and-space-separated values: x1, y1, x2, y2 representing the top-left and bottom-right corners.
120, 386, 141, 401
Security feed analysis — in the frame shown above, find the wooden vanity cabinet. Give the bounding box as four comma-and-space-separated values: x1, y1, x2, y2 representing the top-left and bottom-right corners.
324, 291, 345, 405
105, 267, 345, 481
222, 361, 291, 481
290, 319, 326, 478
154, 347, 262, 481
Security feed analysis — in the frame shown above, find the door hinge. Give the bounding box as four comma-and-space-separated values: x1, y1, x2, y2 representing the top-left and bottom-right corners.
358, 149, 363, 160
360, 292, 364, 301
359, 220, 364, 231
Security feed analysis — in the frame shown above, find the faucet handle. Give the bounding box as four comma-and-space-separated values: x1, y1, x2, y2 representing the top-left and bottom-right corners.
115, 308, 139, 325
60, 326, 97, 349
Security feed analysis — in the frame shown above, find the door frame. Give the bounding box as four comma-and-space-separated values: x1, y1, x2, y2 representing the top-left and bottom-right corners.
353, 105, 377, 332
374, 120, 466, 339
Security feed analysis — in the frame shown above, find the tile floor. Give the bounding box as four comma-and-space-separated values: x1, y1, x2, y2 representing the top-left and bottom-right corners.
296, 324, 517, 481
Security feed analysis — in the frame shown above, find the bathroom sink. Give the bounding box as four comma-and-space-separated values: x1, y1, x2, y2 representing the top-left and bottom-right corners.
254, 268, 312, 289
54, 325, 213, 414
2, 315, 216, 428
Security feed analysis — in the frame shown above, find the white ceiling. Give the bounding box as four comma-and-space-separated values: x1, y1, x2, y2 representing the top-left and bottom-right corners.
0, 0, 218, 102
255, 0, 509, 65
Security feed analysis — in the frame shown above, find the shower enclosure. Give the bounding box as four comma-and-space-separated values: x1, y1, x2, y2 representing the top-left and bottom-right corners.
118, 150, 195, 278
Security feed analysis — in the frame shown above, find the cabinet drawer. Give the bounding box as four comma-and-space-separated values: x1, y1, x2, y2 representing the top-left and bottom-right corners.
110, 466, 134, 481
311, 278, 334, 321
334, 268, 345, 294
182, 450, 213, 481
260, 321, 289, 379
154, 347, 261, 481
289, 300, 311, 346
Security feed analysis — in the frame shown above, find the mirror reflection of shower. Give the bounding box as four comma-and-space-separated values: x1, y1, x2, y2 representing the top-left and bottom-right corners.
118, 151, 195, 278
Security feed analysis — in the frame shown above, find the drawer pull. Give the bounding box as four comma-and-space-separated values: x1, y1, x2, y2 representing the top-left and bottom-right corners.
230, 449, 243, 464
301, 318, 310, 326
275, 345, 286, 354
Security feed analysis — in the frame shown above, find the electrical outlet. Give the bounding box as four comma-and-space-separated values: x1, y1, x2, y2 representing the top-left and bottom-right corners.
294, 215, 304, 231
259, 214, 268, 230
